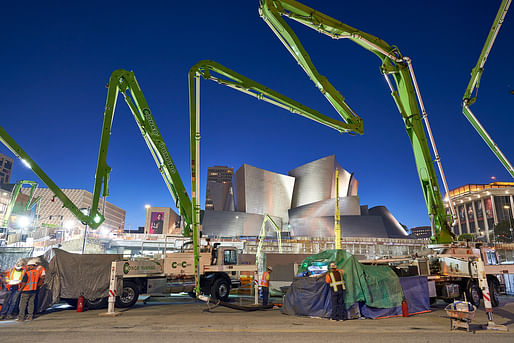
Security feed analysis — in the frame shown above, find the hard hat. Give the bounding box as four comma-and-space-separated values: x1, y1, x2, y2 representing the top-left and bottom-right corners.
267, 266, 272, 271
329, 262, 337, 269
27, 259, 38, 266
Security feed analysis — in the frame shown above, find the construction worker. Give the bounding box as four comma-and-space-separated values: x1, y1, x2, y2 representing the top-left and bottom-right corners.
260, 266, 272, 306
34, 259, 46, 314
17, 260, 40, 321
1, 262, 25, 320
325, 262, 345, 321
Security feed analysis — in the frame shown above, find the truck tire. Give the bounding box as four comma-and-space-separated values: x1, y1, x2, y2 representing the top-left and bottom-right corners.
115, 281, 139, 308
211, 278, 230, 302
466, 281, 481, 308
488, 279, 500, 307
86, 297, 108, 310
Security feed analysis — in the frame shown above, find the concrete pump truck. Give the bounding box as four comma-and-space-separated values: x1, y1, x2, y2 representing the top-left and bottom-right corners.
257, 0, 512, 327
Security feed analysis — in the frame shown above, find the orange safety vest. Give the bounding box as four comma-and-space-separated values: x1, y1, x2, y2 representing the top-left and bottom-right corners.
326, 270, 345, 292
260, 271, 270, 287
22, 269, 40, 292
6, 268, 25, 290
36, 265, 46, 286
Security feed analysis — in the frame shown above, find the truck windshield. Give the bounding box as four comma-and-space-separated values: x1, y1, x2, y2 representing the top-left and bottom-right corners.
223, 250, 237, 265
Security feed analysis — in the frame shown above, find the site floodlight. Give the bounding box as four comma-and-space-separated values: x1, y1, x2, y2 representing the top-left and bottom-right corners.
17, 215, 31, 228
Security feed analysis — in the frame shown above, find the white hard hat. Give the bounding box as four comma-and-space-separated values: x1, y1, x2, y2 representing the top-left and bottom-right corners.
27, 259, 38, 266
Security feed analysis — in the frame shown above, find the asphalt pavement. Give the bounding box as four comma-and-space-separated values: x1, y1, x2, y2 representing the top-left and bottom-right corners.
1, 295, 514, 343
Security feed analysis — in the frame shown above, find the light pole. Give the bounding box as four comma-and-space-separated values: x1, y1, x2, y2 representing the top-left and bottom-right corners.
504, 205, 513, 242
80, 208, 90, 254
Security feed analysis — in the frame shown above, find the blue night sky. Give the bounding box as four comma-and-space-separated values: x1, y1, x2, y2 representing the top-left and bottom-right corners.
1, 1, 512, 231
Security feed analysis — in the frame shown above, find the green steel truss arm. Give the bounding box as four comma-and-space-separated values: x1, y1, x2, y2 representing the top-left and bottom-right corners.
1, 180, 41, 228
260, 0, 454, 243
96, 69, 193, 235
0, 127, 100, 228
256, 214, 283, 262
188, 60, 357, 296
0, 70, 192, 232
462, 0, 513, 177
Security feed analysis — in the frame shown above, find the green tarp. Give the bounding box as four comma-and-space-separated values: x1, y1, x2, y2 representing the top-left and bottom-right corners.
297, 249, 403, 309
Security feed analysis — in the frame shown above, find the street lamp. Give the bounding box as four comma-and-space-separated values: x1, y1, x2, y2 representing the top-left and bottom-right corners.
504, 205, 513, 242
80, 208, 90, 254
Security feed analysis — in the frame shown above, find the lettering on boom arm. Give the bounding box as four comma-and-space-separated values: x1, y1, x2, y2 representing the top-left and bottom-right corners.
142, 108, 177, 175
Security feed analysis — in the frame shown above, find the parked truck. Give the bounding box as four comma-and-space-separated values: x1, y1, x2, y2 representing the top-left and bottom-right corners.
110, 242, 256, 308
363, 242, 514, 308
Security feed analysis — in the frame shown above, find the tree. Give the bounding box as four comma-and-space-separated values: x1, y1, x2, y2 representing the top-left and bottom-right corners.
491, 220, 513, 243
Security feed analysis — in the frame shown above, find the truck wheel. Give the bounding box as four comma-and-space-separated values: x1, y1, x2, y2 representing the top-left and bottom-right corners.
115, 281, 139, 308
86, 297, 108, 310
466, 281, 481, 308
488, 279, 500, 307
211, 278, 230, 302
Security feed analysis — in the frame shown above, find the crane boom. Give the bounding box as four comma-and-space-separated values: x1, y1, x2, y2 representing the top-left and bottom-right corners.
188, 59, 363, 296
0, 69, 192, 234
97, 70, 193, 235
462, 0, 513, 177
259, 0, 455, 243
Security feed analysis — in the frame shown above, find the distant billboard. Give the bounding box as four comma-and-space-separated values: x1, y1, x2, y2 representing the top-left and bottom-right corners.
149, 211, 164, 234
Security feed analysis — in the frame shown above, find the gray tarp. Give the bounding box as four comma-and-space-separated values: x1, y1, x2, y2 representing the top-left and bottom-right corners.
38, 249, 121, 312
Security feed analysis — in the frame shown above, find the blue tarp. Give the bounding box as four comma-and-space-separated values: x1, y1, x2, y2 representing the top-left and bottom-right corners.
360, 276, 431, 319
282, 276, 332, 318
283, 275, 430, 319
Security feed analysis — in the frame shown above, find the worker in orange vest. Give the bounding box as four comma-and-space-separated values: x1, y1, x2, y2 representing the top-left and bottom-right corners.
34, 259, 47, 314
1, 262, 25, 320
17, 260, 40, 321
325, 262, 345, 321
259, 266, 272, 306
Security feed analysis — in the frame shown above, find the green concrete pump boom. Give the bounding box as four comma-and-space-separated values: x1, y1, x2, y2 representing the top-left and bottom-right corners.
0, 126, 102, 228
97, 69, 193, 235
188, 60, 361, 296
0, 70, 192, 233
1, 180, 41, 228
462, 0, 513, 177
259, 0, 455, 244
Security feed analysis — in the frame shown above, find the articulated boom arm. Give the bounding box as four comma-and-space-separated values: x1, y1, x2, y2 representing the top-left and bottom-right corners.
1, 180, 41, 228
0, 127, 102, 228
462, 0, 513, 177
96, 70, 193, 235
188, 59, 360, 295
260, 0, 454, 243
0, 70, 192, 233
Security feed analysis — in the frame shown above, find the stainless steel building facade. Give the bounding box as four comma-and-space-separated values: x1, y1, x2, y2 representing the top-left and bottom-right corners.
203, 155, 409, 240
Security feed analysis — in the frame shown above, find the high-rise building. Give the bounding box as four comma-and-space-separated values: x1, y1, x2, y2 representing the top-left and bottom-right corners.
205, 166, 234, 211
0, 153, 14, 184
